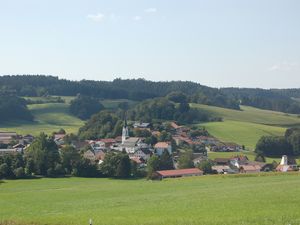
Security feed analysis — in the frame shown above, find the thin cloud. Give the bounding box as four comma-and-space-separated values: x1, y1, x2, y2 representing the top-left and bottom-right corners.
268, 62, 299, 71
87, 13, 105, 23
145, 8, 157, 13
133, 16, 142, 21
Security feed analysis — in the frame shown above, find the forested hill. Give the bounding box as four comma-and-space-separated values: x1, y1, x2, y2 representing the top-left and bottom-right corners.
1, 75, 300, 114
0, 75, 239, 109
221, 88, 300, 114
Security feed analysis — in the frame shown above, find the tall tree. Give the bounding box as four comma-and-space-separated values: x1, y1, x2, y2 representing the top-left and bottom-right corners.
178, 150, 194, 169
25, 133, 60, 176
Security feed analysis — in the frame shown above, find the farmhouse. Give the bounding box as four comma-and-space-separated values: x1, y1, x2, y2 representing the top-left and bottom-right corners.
156, 168, 203, 179
214, 158, 230, 165
0, 132, 18, 144
276, 155, 298, 172
154, 142, 172, 156
133, 122, 151, 129
212, 165, 236, 174
0, 148, 18, 155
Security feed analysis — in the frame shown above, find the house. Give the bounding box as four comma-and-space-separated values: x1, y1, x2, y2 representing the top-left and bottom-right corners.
239, 165, 263, 173
13, 143, 26, 152
130, 156, 146, 168
112, 137, 145, 154
276, 155, 298, 172
192, 155, 208, 166
151, 131, 161, 137
212, 165, 236, 174
22, 134, 35, 144
133, 122, 151, 129
90, 139, 116, 151
132, 148, 152, 161
0, 149, 18, 155
0, 132, 18, 144
95, 150, 106, 161
156, 168, 203, 179
154, 142, 172, 156
214, 158, 230, 165
54, 134, 65, 146
83, 150, 96, 162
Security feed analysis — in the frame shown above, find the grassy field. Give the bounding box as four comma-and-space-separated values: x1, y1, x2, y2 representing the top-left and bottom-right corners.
201, 120, 285, 150
1, 175, 300, 225
191, 104, 300, 150
192, 104, 300, 126
0, 103, 84, 136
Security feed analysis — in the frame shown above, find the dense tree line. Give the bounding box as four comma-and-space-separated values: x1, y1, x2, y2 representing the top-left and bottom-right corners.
127, 97, 212, 124
222, 88, 300, 114
69, 94, 105, 120
255, 128, 300, 157
0, 75, 239, 109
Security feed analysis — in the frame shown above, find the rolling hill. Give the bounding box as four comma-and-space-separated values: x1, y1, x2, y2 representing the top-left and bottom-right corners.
191, 104, 300, 150
0, 101, 84, 136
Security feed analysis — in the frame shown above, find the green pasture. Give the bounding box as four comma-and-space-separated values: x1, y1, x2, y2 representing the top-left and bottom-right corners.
201, 120, 286, 150
0, 103, 84, 136
1, 175, 300, 225
190, 103, 300, 150
191, 104, 300, 126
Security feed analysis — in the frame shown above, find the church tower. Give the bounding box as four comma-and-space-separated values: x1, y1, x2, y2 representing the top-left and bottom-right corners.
122, 115, 129, 144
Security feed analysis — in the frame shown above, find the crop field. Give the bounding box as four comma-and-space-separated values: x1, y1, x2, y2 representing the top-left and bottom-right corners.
1, 174, 300, 225
191, 104, 300, 150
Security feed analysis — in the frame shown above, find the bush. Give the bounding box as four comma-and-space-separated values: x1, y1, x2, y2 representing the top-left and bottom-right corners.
13, 167, 25, 179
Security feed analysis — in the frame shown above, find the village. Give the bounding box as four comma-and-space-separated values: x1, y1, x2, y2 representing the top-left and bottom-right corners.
0, 119, 298, 180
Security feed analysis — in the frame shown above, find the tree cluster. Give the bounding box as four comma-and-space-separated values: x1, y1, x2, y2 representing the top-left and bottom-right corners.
69, 94, 105, 120
0, 94, 33, 122
147, 150, 174, 179
78, 111, 123, 140
128, 97, 210, 124
255, 128, 300, 157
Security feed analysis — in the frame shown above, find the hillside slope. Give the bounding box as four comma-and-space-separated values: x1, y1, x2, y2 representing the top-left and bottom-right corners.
192, 104, 300, 149
0, 102, 84, 135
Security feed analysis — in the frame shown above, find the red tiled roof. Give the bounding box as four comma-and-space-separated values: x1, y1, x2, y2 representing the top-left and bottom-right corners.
154, 142, 170, 148
156, 168, 203, 177
170, 122, 182, 129
99, 138, 116, 143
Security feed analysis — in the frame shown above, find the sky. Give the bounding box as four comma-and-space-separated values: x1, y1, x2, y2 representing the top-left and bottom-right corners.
0, 0, 300, 89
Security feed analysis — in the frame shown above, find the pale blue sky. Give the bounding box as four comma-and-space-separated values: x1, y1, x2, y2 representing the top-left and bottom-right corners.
0, 0, 299, 88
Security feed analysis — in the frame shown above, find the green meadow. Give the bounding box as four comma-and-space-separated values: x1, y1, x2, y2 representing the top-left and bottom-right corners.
1, 174, 300, 225
191, 104, 300, 150
0, 103, 84, 136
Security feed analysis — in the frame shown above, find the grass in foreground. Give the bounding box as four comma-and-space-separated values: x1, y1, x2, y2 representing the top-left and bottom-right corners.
1, 174, 300, 225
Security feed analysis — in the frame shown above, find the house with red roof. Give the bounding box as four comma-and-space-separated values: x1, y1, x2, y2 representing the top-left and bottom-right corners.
154, 142, 172, 156
156, 168, 203, 179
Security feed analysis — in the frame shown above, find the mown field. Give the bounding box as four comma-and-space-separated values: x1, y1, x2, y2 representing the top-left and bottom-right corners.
1, 174, 300, 225
0, 103, 84, 136
192, 104, 300, 150
0, 97, 137, 136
